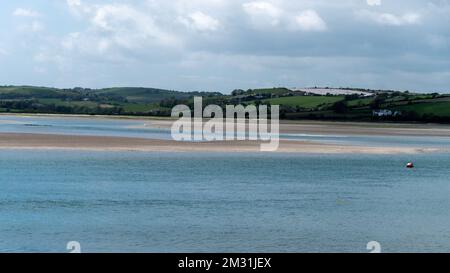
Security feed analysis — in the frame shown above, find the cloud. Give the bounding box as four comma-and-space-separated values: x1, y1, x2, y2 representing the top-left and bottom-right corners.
13, 8, 44, 33
179, 11, 220, 32
292, 10, 327, 32
33, 52, 63, 64
242, 1, 283, 27
13, 8, 41, 17
18, 21, 45, 32
242, 2, 327, 32
64, 1, 181, 58
357, 10, 421, 26
2, 0, 448, 92
66, 0, 81, 7
367, 0, 381, 6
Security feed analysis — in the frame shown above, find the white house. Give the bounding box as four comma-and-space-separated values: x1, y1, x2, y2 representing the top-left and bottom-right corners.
373, 109, 402, 117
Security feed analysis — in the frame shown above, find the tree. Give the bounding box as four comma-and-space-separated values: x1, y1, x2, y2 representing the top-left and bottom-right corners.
332, 101, 349, 114
231, 89, 245, 96
370, 95, 387, 110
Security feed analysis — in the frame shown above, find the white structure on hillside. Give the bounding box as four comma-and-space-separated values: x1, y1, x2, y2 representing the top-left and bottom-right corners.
373, 109, 402, 117
293, 88, 374, 97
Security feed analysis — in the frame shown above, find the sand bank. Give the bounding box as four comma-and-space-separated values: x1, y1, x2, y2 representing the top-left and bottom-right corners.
4, 113, 450, 137
0, 133, 444, 154
141, 119, 450, 137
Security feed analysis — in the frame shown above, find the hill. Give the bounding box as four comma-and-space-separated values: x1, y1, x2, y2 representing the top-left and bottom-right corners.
93, 87, 219, 103
0, 85, 449, 122
0, 86, 221, 116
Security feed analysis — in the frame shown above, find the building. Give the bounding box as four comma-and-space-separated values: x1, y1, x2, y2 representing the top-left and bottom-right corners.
373, 109, 402, 117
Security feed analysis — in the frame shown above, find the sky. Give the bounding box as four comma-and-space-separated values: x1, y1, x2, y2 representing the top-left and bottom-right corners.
0, 0, 449, 93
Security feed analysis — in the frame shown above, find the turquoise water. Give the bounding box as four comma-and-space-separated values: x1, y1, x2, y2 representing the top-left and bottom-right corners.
0, 115, 171, 140
0, 151, 450, 253
1, 115, 450, 253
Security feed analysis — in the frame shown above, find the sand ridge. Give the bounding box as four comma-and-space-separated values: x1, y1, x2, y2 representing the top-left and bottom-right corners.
0, 133, 445, 154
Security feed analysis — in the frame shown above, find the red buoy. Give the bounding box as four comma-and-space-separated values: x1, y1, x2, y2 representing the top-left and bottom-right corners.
406, 162, 414, 169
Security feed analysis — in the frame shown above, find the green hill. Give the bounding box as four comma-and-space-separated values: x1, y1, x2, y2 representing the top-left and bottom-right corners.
0, 86, 222, 116
93, 87, 193, 103
0, 85, 449, 122
0, 86, 80, 99
263, 96, 344, 109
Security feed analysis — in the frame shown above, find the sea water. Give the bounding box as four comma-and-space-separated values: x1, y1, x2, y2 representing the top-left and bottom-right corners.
0, 151, 449, 253
3, 115, 450, 148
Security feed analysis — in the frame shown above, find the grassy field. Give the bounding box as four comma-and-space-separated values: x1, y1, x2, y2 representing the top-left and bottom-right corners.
1, 85, 450, 122
250, 88, 293, 96
263, 96, 344, 109
395, 101, 450, 117
95, 87, 209, 103
346, 97, 374, 107
0, 86, 78, 98
121, 103, 167, 113
38, 99, 100, 108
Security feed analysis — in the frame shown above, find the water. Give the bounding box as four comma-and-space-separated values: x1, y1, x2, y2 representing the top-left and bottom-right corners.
0, 151, 449, 253
282, 134, 450, 148
3, 115, 450, 147
1, 115, 450, 253
0, 115, 172, 140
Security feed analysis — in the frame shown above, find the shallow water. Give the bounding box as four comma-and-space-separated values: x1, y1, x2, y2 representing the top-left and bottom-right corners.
0, 151, 449, 253
2, 115, 450, 148
0, 115, 171, 140
1, 115, 450, 252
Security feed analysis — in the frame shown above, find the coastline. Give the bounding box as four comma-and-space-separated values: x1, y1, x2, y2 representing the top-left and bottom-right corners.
0, 132, 445, 154
4, 113, 450, 137
1, 114, 450, 154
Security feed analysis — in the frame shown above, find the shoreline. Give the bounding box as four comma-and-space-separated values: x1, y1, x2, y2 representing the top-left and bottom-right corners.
3, 113, 450, 137
1, 114, 450, 154
0, 132, 446, 154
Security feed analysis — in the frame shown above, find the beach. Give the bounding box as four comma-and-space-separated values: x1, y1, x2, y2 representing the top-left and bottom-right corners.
0, 132, 443, 154
140, 118, 450, 137
0, 114, 449, 154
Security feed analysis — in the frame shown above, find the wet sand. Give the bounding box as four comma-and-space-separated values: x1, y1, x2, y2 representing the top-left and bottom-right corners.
141, 119, 450, 137
0, 133, 444, 154
4, 113, 450, 137
1, 114, 450, 154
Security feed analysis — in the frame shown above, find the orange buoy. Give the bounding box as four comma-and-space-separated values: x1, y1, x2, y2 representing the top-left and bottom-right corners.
406, 162, 414, 169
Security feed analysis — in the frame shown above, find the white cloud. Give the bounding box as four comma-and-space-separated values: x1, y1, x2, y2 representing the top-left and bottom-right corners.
179, 11, 220, 31
242, 2, 327, 32
242, 1, 283, 27
357, 10, 421, 26
13, 8, 41, 17
293, 10, 327, 32
4, 0, 440, 92
242, 1, 282, 18
66, 0, 93, 16
93, 4, 179, 46
66, 0, 81, 7
13, 8, 44, 33
367, 0, 381, 6
63, 2, 181, 58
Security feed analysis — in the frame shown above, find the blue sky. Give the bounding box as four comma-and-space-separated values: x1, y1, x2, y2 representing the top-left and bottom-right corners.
0, 0, 449, 93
